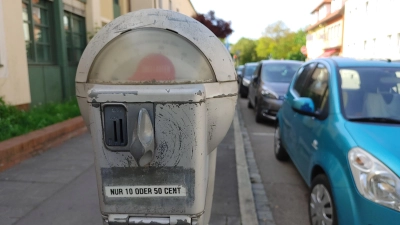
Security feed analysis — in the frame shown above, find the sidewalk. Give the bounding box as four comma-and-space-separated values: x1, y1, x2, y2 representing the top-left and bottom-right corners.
0, 125, 241, 225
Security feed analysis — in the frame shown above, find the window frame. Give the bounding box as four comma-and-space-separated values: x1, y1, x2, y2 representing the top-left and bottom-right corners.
300, 63, 330, 119
292, 62, 317, 96
252, 63, 262, 85
64, 11, 86, 66
22, 0, 56, 65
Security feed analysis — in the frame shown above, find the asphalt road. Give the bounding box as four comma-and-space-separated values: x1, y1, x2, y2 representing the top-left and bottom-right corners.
238, 98, 310, 225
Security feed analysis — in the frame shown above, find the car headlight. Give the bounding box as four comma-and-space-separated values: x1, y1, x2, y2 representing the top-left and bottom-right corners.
261, 89, 278, 99
349, 147, 400, 211
242, 78, 250, 86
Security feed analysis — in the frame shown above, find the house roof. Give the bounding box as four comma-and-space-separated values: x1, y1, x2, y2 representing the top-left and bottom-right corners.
307, 7, 344, 31
311, 0, 331, 13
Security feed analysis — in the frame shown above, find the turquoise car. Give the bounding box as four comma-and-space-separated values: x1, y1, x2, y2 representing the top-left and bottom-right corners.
275, 57, 400, 225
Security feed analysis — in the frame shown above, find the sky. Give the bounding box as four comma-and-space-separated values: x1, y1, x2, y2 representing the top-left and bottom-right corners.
190, 0, 321, 44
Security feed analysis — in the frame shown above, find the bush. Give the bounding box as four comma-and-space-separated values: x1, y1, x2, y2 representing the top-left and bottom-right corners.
0, 98, 81, 142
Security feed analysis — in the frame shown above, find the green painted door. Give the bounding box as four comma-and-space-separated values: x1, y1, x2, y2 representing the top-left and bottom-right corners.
22, 0, 63, 106
113, 0, 121, 18
64, 11, 86, 99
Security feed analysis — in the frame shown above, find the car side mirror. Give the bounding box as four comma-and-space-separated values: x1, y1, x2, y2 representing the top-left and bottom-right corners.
292, 97, 316, 116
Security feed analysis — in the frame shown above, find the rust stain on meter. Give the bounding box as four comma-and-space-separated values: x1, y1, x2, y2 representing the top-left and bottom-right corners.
130, 54, 175, 81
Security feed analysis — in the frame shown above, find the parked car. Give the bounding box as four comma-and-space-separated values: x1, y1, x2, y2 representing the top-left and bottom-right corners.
238, 62, 258, 98
275, 57, 400, 225
236, 65, 244, 83
247, 60, 302, 122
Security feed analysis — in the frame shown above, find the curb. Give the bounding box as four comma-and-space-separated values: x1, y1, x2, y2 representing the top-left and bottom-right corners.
0, 116, 87, 173
233, 111, 259, 225
237, 107, 276, 225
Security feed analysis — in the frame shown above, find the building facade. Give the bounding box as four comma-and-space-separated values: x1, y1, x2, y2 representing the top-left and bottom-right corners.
342, 0, 400, 60
306, 0, 347, 60
0, 0, 196, 108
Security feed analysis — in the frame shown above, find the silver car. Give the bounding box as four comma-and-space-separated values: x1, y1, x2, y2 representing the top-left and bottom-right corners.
248, 60, 303, 122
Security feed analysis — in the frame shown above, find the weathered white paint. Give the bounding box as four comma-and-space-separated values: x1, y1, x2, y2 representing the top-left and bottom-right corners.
76, 10, 236, 224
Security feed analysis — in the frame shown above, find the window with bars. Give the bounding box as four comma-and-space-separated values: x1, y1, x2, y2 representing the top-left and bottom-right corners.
22, 0, 54, 64
63, 11, 86, 66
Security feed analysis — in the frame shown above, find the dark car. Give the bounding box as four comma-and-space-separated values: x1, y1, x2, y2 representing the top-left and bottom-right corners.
238, 62, 258, 98
248, 60, 302, 122
236, 65, 244, 83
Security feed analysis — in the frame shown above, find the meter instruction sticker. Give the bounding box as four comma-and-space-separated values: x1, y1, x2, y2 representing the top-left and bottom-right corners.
105, 185, 186, 198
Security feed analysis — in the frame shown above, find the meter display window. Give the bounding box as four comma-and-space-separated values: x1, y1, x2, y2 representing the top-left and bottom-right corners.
88, 28, 215, 84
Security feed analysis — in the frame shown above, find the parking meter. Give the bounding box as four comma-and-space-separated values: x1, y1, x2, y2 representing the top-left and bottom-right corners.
75, 9, 237, 225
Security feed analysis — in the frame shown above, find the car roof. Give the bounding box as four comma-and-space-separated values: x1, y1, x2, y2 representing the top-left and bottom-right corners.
315, 57, 400, 68
244, 62, 259, 66
260, 59, 303, 64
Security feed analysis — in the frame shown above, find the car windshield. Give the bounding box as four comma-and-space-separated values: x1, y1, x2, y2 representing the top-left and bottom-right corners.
340, 67, 400, 121
261, 63, 302, 83
243, 65, 257, 77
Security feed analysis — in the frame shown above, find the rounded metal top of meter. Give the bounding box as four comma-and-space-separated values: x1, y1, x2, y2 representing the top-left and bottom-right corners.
76, 9, 236, 84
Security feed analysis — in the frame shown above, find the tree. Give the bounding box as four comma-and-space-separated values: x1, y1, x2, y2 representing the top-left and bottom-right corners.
192, 11, 233, 39
256, 21, 306, 61
263, 21, 290, 41
230, 38, 259, 65
255, 37, 275, 60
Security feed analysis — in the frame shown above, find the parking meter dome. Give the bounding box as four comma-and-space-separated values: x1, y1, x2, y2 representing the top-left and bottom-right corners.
88, 28, 216, 84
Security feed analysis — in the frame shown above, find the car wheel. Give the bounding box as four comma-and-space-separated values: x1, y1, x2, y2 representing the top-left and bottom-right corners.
239, 86, 247, 98
309, 174, 338, 225
247, 100, 253, 109
255, 102, 263, 123
274, 125, 289, 161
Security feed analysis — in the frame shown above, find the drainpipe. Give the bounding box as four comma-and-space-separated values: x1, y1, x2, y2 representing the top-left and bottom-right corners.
153, 0, 156, 8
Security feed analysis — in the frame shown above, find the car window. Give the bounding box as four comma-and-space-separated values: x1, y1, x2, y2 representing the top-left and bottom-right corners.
293, 63, 316, 95
301, 63, 329, 114
397, 71, 400, 91
243, 64, 257, 77
339, 67, 400, 120
261, 63, 302, 83
340, 69, 360, 89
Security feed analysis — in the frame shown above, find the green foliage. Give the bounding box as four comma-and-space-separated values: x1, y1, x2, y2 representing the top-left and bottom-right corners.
255, 37, 275, 60
230, 38, 260, 65
0, 98, 81, 142
263, 20, 291, 40
232, 21, 307, 64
